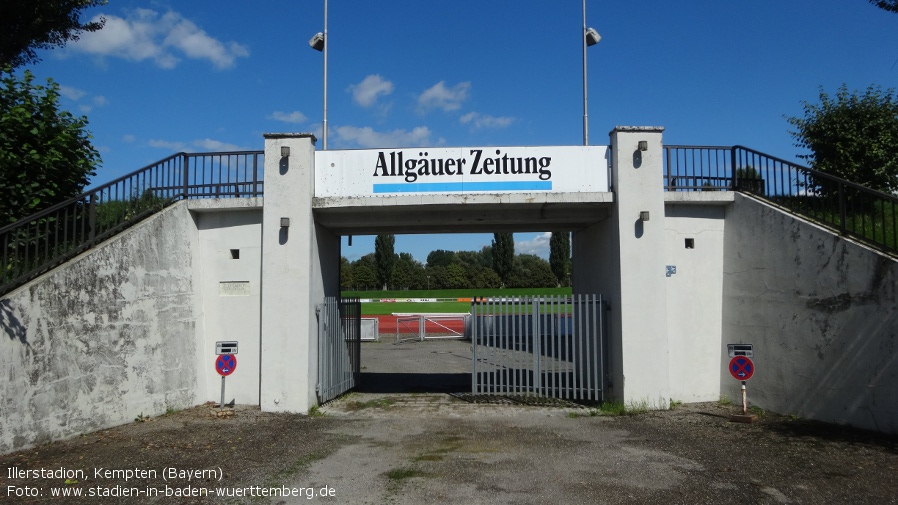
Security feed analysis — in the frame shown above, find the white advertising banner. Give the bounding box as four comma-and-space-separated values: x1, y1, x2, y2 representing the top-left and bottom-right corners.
315, 146, 609, 198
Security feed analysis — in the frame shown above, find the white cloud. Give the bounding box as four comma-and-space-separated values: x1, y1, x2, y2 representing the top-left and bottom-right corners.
122, 134, 136, 143
58, 85, 86, 101
459, 111, 514, 129
162, 13, 249, 69
516, 232, 552, 259
148, 138, 244, 152
76, 94, 108, 114
192, 138, 243, 151
71, 9, 249, 69
417, 81, 470, 113
62, 86, 107, 113
348, 74, 394, 108
269, 110, 308, 124
148, 139, 188, 151
334, 125, 432, 148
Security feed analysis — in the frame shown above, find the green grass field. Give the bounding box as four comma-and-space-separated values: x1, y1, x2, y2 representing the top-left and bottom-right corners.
342, 287, 573, 315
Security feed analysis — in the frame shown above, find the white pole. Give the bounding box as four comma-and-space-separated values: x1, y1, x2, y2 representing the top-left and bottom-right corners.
323, 0, 328, 150
582, 0, 589, 146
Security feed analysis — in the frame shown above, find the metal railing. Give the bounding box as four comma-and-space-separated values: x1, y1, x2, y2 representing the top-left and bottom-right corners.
664, 145, 898, 255
317, 297, 362, 404
664, 145, 736, 191
0, 151, 264, 295
471, 295, 608, 402
394, 314, 469, 342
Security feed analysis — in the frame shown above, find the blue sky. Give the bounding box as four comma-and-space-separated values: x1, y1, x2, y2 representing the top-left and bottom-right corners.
24, 0, 898, 262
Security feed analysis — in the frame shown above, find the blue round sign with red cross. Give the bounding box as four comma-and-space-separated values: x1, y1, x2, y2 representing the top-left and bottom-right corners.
215, 354, 237, 376
729, 356, 754, 381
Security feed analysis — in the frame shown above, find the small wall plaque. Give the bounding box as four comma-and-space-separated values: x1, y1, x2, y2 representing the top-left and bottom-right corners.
219, 281, 250, 296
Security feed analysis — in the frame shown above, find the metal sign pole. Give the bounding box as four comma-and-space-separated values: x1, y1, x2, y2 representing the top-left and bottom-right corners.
741, 380, 747, 416
214, 350, 237, 409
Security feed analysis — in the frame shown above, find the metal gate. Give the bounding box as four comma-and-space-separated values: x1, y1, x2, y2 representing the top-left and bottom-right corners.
317, 297, 361, 403
471, 294, 608, 402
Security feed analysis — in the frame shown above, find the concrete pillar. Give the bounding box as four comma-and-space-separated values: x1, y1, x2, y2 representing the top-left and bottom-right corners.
259, 133, 339, 413
573, 126, 670, 408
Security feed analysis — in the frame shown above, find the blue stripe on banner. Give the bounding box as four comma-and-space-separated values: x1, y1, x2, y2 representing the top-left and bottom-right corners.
372, 181, 552, 193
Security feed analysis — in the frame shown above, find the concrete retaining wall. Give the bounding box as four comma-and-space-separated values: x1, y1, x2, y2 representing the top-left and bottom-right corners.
722, 194, 898, 433
0, 202, 201, 453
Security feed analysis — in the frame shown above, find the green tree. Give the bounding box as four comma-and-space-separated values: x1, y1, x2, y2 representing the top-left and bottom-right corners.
390, 252, 425, 290
0, 68, 100, 225
870, 0, 898, 13
426, 249, 457, 268
787, 84, 898, 193
507, 254, 556, 289
444, 263, 470, 289
1, 1, 107, 69
425, 265, 448, 290
549, 232, 571, 287
351, 254, 378, 291
469, 266, 501, 289
491, 232, 514, 286
477, 246, 493, 269
374, 234, 395, 290
340, 256, 353, 290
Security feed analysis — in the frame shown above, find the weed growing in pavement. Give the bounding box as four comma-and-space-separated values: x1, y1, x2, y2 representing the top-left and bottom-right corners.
385, 467, 429, 494
599, 401, 628, 415
750, 405, 767, 419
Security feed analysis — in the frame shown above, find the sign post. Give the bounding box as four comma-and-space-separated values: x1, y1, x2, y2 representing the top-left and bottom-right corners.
728, 355, 757, 423
215, 353, 237, 409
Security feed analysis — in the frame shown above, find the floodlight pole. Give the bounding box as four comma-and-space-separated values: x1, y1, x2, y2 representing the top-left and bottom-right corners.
582, 0, 589, 146
323, 0, 328, 150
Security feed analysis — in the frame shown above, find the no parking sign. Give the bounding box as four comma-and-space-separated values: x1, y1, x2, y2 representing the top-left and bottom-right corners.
728, 356, 754, 381
215, 354, 237, 376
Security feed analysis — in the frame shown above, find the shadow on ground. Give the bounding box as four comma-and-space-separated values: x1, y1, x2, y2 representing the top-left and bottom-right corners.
357, 372, 471, 394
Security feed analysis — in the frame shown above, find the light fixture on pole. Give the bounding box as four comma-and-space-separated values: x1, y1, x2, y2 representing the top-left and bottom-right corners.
582, 0, 601, 146
309, 0, 328, 150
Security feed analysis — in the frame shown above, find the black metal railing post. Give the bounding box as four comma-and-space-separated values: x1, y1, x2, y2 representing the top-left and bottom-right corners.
838, 180, 847, 235
253, 154, 259, 197
88, 193, 97, 245
182, 154, 190, 200
730, 147, 738, 191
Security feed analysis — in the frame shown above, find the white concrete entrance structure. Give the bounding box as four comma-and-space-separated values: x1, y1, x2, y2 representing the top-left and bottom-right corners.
573, 127, 670, 408
260, 127, 693, 413
259, 134, 340, 412
5, 126, 896, 454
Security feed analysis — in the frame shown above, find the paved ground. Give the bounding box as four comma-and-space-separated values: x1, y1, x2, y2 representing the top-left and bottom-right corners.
2, 339, 897, 504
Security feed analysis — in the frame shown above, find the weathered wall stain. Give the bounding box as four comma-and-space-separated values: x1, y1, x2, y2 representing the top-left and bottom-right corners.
723, 194, 898, 433
0, 202, 201, 454
806, 292, 878, 314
